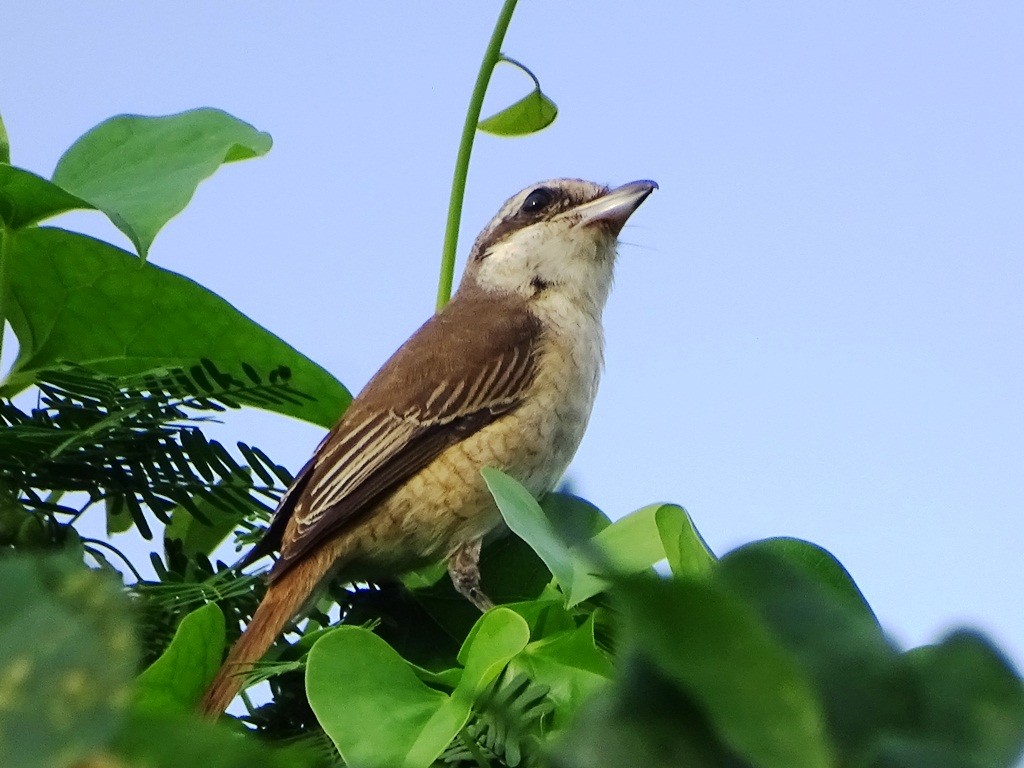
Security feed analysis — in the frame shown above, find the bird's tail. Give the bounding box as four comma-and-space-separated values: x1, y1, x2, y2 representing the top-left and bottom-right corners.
199, 551, 333, 718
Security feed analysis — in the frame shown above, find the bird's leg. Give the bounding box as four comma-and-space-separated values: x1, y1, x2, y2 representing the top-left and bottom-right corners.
447, 537, 494, 612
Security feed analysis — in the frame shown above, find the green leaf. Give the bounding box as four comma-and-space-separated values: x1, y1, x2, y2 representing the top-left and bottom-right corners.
0, 164, 93, 229
2, 227, 350, 427
0, 111, 9, 165
743, 537, 876, 624
135, 603, 226, 714
617, 575, 834, 768
904, 630, 1024, 766
542, 491, 611, 544
307, 608, 529, 768
454, 608, 531, 701
164, 493, 243, 559
105, 497, 134, 535
479, 88, 558, 136
859, 734, 992, 768
0, 554, 136, 768
112, 710, 321, 768
52, 108, 272, 258
485, 470, 680, 606
308, 626, 449, 768
719, 544, 911, 757
483, 468, 577, 597
510, 613, 613, 729
550, 656, 741, 768
568, 503, 679, 605
656, 503, 717, 578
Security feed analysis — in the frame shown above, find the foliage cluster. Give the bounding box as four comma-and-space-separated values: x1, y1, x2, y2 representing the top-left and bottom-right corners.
1, 6, 1022, 766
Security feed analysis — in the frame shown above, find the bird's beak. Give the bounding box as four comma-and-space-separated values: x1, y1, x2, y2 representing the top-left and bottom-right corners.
575, 179, 658, 234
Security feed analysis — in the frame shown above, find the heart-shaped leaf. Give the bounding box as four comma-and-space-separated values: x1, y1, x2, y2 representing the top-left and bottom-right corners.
307, 608, 529, 768
479, 88, 558, 136
1, 226, 349, 427
52, 108, 272, 258
618, 575, 833, 768
135, 603, 225, 714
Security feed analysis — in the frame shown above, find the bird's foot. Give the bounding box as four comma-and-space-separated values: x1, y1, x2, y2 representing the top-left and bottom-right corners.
447, 538, 494, 612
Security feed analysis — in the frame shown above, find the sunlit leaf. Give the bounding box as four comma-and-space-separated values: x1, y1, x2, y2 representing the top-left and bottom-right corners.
568, 503, 685, 605
1, 227, 350, 427
479, 88, 558, 137
510, 613, 612, 729
135, 603, 226, 714
52, 108, 272, 258
307, 609, 528, 768
483, 468, 577, 598
656, 503, 716, 578
0, 164, 93, 229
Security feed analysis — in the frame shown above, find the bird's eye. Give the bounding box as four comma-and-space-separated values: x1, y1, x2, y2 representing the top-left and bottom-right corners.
521, 187, 554, 214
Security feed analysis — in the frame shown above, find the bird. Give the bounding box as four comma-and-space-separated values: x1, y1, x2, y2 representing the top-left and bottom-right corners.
199, 177, 657, 717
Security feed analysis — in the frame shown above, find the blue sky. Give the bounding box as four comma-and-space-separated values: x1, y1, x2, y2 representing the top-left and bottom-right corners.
6, 3, 1023, 669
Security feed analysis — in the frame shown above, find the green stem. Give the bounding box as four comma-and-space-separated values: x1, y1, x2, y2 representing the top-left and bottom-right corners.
0, 225, 9, 372
82, 538, 145, 582
239, 689, 257, 717
435, 0, 519, 311
499, 54, 541, 90
458, 728, 493, 768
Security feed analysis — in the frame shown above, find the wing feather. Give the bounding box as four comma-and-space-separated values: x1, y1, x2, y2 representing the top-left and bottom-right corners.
260, 290, 542, 580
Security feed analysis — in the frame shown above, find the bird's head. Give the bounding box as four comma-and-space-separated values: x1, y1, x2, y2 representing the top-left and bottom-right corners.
459, 178, 657, 314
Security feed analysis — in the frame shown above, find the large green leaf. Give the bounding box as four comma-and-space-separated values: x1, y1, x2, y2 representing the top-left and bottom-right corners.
134, 603, 226, 714
112, 710, 320, 768
903, 630, 1024, 767
52, 108, 272, 258
307, 608, 529, 768
550, 656, 743, 768
164, 493, 244, 560
1, 226, 349, 427
719, 545, 912, 756
484, 469, 693, 606
740, 537, 876, 624
509, 613, 613, 729
0, 164, 93, 229
0, 554, 136, 768
618, 576, 834, 768
482, 468, 577, 597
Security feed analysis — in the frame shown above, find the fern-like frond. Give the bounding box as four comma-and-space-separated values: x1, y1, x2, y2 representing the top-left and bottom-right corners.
442, 671, 555, 767
0, 362, 303, 543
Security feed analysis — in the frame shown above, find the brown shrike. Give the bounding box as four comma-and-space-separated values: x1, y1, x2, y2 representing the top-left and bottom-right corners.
200, 178, 657, 716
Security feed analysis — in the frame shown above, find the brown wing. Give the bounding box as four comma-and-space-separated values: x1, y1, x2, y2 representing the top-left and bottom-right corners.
262, 288, 541, 581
